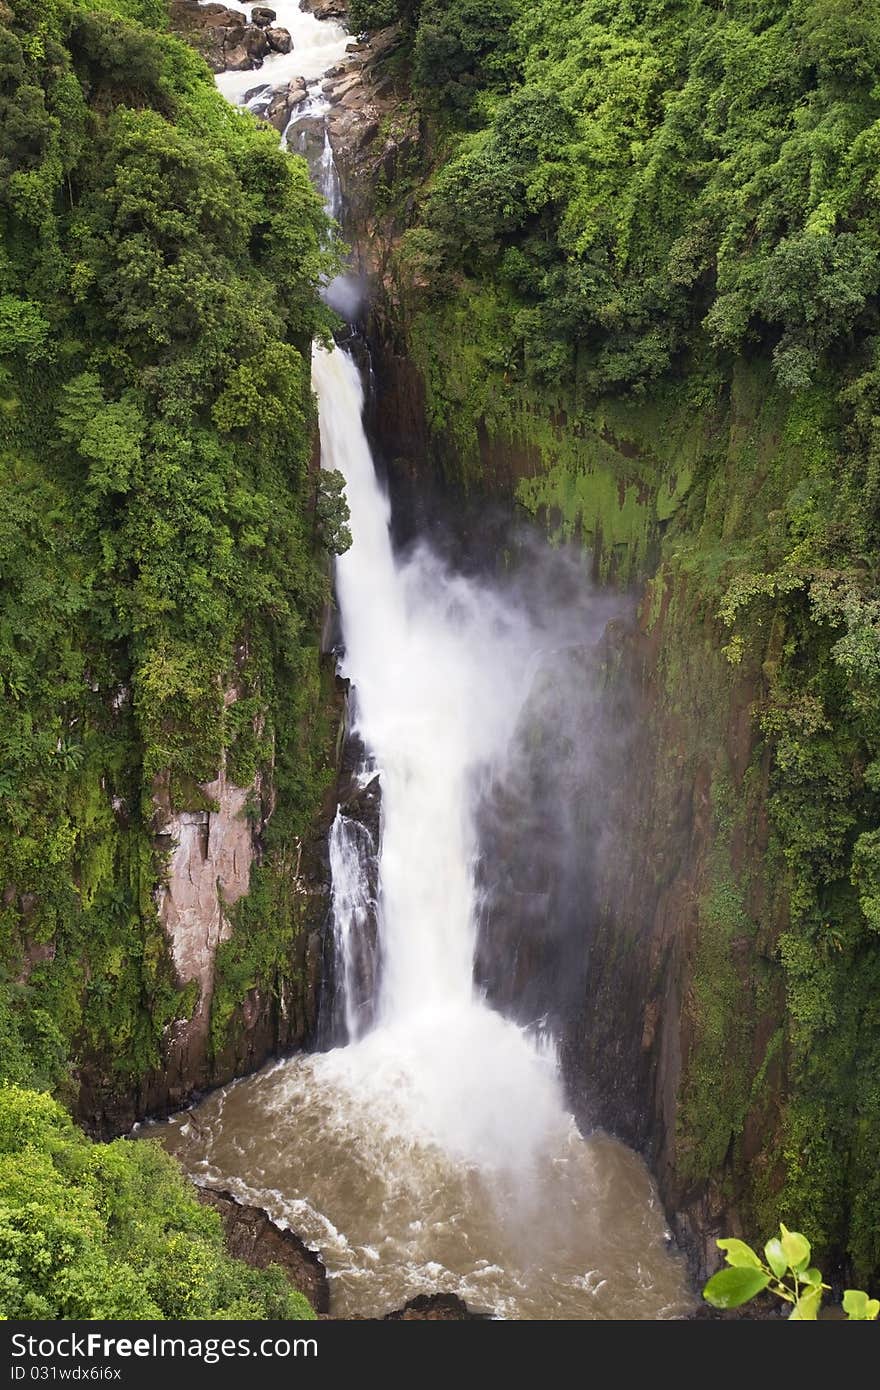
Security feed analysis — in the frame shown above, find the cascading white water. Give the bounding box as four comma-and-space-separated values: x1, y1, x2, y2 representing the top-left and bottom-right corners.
153, 9, 692, 1318
313, 343, 576, 1167
156, 343, 691, 1318
327, 800, 378, 1043
203, 2, 350, 104
319, 128, 342, 218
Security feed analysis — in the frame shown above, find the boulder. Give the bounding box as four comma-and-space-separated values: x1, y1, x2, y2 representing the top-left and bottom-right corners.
300, 0, 348, 17
197, 1187, 330, 1315
250, 5, 277, 24
168, 1, 272, 73
263, 78, 310, 131
197, 5, 246, 28
265, 26, 293, 54
383, 1293, 492, 1320
220, 21, 246, 45
170, 0, 245, 26
242, 24, 271, 60
223, 43, 253, 70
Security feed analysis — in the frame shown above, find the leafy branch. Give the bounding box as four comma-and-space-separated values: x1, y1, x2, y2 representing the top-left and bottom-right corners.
703, 1225, 879, 1320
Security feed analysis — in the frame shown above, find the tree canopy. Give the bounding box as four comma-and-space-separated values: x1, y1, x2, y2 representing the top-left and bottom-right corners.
0, 1085, 315, 1318
0, 0, 339, 1093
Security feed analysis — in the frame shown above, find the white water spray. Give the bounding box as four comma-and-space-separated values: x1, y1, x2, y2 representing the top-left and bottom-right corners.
312, 344, 570, 1168
157, 345, 689, 1318
327, 798, 378, 1043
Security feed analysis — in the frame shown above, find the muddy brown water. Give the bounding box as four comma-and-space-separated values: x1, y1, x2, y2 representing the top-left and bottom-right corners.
150, 1049, 693, 1321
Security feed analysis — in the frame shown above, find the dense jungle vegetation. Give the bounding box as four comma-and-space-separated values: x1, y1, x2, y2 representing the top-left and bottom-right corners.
350, 0, 880, 1281
0, 0, 339, 1184
359, 0, 880, 395
3, 0, 880, 1312
0, 1085, 315, 1317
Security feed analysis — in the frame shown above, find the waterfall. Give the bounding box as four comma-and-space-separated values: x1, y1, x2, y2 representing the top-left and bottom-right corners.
152, 11, 692, 1319
319, 128, 342, 219
326, 797, 379, 1044
311, 343, 571, 1168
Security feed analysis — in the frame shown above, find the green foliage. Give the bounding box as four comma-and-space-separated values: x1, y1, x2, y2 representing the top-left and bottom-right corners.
703, 1265, 770, 1309
0, 0, 338, 1094
210, 648, 338, 1055
399, 0, 880, 396
316, 468, 352, 556
0, 1085, 315, 1319
348, 0, 433, 33
413, 0, 518, 114
704, 1225, 878, 1320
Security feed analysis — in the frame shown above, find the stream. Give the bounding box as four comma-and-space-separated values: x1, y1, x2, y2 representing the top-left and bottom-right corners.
150, 1, 694, 1321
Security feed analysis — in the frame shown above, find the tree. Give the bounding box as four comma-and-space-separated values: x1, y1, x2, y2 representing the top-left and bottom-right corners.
0, 1086, 316, 1320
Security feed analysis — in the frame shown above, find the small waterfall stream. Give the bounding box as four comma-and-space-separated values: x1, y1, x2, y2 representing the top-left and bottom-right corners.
154, 3, 693, 1319
327, 793, 379, 1044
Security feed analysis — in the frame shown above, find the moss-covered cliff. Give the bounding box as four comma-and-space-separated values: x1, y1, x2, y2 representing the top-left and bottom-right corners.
326, 0, 880, 1285
0, 0, 342, 1130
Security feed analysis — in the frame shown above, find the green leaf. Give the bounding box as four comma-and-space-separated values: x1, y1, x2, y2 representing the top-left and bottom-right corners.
779, 1224, 811, 1272
843, 1289, 868, 1318
789, 1285, 821, 1319
703, 1267, 770, 1309
717, 1238, 763, 1269
800, 1267, 823, 1287
842, 1289, 878, 1320
765, 1237, 788, 1279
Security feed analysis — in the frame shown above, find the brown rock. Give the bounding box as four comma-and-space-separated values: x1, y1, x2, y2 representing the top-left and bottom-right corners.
300, 0, 348, 17
170, 0, 245, 26
263, 79, 309, 130
199, 6, 247, 29
224, 42, 253, 70
198, 1187, 330, 1315
250, 5, 277, 24
169, 1, 271, 73
323, 69, 360, 101
383, 1293, 491, 1320
265, 25, 293, 53
242, 24, 271, 60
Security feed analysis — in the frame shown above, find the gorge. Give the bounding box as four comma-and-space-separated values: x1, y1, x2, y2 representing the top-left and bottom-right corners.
1, 0, 880, 1323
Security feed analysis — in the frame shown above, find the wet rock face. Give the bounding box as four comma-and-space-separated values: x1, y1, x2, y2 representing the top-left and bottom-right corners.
250, 5, 277, 24
321, 26, 420, 216
169, 0, 276, 74
152, 759, 254, 1062
317, 707, 383, 1048
197, 1187, 330, 1314
75, 652, 343, 1138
